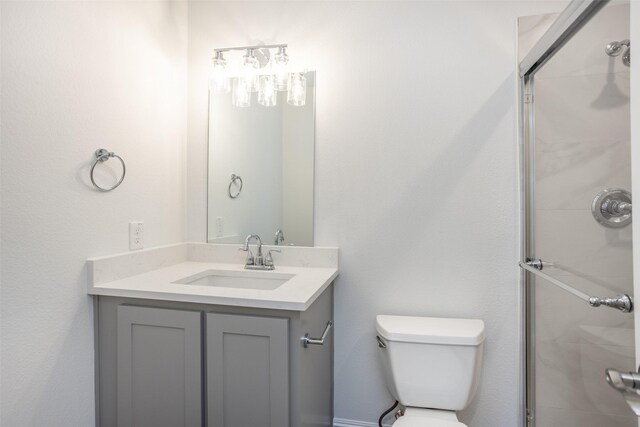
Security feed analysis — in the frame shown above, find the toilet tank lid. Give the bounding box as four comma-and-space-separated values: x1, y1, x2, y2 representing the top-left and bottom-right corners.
376, 315, 485, 346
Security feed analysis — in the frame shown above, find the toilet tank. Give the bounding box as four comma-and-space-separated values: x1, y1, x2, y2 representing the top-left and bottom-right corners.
376, 315, 485, 411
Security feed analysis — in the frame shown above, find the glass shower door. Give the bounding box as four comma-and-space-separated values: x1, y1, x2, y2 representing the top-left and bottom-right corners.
522, 1, 633, 426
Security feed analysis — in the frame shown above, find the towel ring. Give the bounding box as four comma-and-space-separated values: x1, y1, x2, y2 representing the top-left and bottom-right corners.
228, 174, 243, 199
90, 148, 126, 192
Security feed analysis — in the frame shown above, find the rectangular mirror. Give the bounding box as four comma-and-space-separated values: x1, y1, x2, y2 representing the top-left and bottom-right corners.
207, 72, 315, 246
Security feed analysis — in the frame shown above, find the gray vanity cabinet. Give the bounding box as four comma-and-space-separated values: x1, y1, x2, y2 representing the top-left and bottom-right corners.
115, 305, 202, 427
207, 313, 289, 427
95, 285, 333, 427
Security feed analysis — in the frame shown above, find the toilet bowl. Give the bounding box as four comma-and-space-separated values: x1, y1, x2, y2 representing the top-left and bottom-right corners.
393, 409, 465, 427
376, 315, 485, 427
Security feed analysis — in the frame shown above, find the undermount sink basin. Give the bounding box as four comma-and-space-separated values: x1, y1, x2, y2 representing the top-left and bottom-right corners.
172, 269, 295, 290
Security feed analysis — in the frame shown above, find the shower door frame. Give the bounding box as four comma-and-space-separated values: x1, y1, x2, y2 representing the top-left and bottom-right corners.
518, 1, 610, 426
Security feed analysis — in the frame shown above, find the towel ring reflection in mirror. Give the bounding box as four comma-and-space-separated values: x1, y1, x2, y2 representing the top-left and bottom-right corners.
228, 174, 243, 199
90, 148, 126, 192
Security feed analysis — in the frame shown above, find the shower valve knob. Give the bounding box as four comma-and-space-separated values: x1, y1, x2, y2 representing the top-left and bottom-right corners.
592, 188, 632, 228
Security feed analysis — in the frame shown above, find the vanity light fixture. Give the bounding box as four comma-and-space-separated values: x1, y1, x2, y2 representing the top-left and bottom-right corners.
287, 72, 306, 106
273, 46, 290, 91
211, 51, 230, 94
232, 78, 251, 107
258, 74, 277, 107
241, 48, 260, 92
211, 43, 306, 107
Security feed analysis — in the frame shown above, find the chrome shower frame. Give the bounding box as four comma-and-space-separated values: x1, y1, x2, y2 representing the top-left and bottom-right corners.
518, 1, 609, 426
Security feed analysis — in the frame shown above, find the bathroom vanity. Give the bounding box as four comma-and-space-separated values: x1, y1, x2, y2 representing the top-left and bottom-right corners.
88, 243, 338, 427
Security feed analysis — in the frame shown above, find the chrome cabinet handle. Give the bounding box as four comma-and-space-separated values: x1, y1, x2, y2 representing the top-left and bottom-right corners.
301, 321, 333, 348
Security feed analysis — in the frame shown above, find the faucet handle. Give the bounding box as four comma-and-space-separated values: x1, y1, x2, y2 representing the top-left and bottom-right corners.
265, 249, 281, 267
238, 246, 254, 265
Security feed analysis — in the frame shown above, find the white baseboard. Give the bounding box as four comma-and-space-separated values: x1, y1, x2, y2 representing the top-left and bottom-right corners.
333, 418, 392, 427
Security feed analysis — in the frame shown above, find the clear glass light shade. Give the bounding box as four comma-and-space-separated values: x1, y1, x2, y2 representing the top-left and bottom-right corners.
287, 73, 306, 106
258, 75, 277, 107
273, 48, 290, 91
232, 78, 251, 107
211, 56, 230, 93
242, 50, 259, 92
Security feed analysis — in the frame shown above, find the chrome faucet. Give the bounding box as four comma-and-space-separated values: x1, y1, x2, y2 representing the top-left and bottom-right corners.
240, 234, 280, 270
242, 234, 263, 266
274, 229, 285, 245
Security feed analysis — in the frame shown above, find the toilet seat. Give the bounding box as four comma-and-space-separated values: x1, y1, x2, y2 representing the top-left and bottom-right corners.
393, 408, 467, 427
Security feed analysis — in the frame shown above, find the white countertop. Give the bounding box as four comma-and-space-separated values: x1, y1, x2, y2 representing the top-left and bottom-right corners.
87, 243, 339, 311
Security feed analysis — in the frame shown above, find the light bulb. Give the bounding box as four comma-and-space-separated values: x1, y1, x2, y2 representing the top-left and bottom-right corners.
210, 51, 230, 93
232, 78, 251, 107
242, 49, 259, 92
258, 75, 277, 107
287, 73, 306, 106
273, 46, 289, 91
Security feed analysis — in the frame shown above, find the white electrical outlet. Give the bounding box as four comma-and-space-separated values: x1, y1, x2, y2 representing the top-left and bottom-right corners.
216, 217, 224, 237
129, 222, 144, 250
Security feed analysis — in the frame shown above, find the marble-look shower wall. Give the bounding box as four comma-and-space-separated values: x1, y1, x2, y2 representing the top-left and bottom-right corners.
530, 3, 634, 426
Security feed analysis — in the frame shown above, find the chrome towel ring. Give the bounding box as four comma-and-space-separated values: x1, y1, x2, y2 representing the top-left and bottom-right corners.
90, 148, 126, 192
228, 174, 243, 198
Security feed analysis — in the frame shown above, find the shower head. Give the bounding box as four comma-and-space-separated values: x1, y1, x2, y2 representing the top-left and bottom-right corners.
606, 39, 630, 66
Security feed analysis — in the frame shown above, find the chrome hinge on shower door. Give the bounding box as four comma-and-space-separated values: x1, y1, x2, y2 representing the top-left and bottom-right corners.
524, 93, 533, 104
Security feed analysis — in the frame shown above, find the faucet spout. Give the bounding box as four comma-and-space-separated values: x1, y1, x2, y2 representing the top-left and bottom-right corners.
243, 234, 263, 260
274, 229, 285, 245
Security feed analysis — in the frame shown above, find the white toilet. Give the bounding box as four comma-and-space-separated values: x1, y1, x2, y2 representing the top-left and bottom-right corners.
375, 315, 485, 427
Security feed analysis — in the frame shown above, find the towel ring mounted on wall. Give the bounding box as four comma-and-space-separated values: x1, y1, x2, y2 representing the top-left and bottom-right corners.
90, 148, 126, 192
228, 174, 243, 199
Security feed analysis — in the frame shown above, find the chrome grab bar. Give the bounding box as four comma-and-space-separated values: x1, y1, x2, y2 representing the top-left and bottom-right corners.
519, 260, 633, 313
301, 321, 333, 348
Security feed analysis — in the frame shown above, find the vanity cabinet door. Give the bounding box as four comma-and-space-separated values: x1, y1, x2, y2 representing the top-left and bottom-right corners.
207, 313, 289, 427
116, 305, 202, 427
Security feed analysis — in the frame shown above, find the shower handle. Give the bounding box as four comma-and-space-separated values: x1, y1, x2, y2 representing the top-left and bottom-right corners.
602, 199, 632, 215
592, 188, 632, 228
606, 366, 640, 416
607, 367, 640, 392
